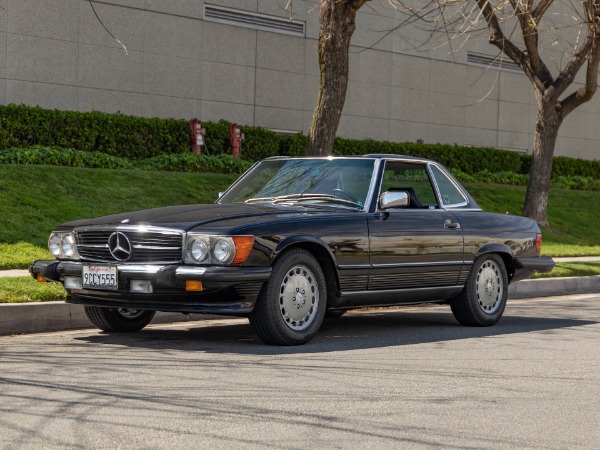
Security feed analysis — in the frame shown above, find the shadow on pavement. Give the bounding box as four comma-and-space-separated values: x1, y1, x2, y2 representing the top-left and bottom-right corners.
75, 306, 598, 355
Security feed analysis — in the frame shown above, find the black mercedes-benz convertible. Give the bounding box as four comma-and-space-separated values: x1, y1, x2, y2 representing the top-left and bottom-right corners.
30, 155, 554, 345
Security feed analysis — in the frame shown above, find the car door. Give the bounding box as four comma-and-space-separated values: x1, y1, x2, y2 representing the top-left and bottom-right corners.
367, 161, 465, 293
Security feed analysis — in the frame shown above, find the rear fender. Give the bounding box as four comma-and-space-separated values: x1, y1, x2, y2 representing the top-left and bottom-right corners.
475, 243, 515, 281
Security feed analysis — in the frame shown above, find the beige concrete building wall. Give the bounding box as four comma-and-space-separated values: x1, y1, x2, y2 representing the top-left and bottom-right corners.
0, 0, 599, 160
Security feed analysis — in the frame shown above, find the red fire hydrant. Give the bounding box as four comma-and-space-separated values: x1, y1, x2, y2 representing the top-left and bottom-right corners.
190, 119, 205, 155
229, 123, 244, 159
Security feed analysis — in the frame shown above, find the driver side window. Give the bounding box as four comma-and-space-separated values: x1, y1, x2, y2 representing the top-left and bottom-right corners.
381, 162, 438, 208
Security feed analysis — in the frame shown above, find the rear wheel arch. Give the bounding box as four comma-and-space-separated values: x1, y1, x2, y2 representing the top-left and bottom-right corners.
451, 253, 509, 326
476, 244, 515, 282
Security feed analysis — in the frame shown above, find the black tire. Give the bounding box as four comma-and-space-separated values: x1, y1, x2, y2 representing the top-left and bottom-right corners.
84, 306, 155, 332
450, 254, 508, 326
249, 248, 327, 345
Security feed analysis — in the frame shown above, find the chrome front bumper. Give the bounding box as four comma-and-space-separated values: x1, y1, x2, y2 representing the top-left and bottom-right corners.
29, 260, 272, 315
30, 260, 272, 285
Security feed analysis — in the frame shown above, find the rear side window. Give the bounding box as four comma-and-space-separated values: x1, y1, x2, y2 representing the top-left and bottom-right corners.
429, 165, 467, 207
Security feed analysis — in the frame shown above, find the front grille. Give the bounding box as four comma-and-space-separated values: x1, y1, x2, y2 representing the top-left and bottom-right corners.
76, 229, 183, 263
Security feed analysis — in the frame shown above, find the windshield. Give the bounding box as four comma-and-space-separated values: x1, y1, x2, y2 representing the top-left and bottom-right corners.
219, 158, 376, 208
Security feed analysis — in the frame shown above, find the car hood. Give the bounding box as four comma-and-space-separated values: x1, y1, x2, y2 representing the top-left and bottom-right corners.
58, 203, 357, 231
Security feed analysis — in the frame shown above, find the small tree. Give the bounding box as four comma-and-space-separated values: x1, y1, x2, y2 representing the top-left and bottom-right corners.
466, 0, 600, 226
304, 0, 369, 156
304, 0, 600, 226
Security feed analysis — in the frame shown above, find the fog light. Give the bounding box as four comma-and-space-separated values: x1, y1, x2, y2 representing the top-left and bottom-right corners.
186, 280, 203, 292
64, 276, 82, 289
130, 280, 153, 294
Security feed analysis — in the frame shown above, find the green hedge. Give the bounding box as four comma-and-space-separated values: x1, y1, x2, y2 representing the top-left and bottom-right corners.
0, 104, 189, 158
4, 146, 600, 191
0, 146, 251, 174
331, 138, 524, 173
2, 103, 599, 178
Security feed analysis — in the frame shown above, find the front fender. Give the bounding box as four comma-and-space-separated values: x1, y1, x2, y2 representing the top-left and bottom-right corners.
272, 236, 341, 308
273, 235, 337, 264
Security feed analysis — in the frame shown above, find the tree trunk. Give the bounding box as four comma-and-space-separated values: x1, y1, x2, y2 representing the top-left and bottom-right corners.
523, 103, 562, 227
305, 1, 364, 156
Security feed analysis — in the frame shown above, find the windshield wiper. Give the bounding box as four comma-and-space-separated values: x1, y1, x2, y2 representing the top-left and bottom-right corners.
246, 194, 362, 209
245, 194, 333, 203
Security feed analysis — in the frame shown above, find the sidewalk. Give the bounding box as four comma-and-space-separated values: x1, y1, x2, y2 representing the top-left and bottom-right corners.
0, 269, 29, 277
552, 256, 600, 262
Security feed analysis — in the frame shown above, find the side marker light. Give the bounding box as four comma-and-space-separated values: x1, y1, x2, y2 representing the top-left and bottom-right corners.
186, 280, 203, 292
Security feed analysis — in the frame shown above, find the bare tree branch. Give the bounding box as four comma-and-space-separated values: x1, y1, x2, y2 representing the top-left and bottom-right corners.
533, 0, 554, 22
89, 0, 128, 55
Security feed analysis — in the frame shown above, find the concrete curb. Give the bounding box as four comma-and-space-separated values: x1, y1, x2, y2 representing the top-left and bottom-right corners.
0, 303, 225, 336
507, 275, 600, 298
1, 276, 599, 336
0, 270, 29, 277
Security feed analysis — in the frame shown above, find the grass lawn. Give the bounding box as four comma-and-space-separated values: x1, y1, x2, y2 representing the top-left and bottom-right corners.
466, 183, 600, 256
0, 165, 237, 268
0, 276, 66, 303
534, 262, 600, 278
1, 166, 599, 271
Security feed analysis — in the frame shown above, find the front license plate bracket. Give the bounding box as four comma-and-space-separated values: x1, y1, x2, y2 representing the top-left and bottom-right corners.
82, 264, 118, 290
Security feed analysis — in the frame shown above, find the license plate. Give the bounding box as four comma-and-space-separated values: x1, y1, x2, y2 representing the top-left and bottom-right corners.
82, 265, 118, 290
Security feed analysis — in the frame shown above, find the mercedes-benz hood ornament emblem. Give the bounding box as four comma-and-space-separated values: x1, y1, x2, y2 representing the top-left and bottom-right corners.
108, 231, 132, 261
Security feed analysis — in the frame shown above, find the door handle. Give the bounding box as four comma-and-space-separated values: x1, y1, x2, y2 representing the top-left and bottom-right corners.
444, 220, 461, 230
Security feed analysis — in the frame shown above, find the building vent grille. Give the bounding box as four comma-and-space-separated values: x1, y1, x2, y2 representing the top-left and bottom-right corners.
467, 52, 522, 73
204, 4, 305, 37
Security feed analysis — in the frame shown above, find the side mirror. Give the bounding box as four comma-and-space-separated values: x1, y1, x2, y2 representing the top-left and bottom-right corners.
379, 191, 409, 209
217, 192, 224, 199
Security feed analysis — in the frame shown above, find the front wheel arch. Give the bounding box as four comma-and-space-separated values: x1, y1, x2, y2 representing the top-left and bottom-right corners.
272, 238, 340, 309
250, 248, 328, 345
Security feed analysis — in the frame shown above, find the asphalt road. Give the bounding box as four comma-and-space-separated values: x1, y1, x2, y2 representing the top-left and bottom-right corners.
1, 294, 599, 449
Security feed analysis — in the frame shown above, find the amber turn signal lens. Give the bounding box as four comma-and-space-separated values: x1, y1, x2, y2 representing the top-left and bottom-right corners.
186, 280, 203, 292
36, 274, 47, 283
232, 236, 254, 264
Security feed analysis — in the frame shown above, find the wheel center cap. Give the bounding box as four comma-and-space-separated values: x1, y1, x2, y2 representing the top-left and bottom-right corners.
295, 292, 306, 308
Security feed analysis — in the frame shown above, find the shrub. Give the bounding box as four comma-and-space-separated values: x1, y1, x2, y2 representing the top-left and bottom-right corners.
0, 146, 251, 174
2, 103, 600, 179
552, 156, 600, 178
240, 125, 280, 161
332, 138, 524, 173
202, 120, 231, 155
0, 146, 134, 169
0, 104, 189, 158
279, 134, 308, 157
139, 153, 251, 174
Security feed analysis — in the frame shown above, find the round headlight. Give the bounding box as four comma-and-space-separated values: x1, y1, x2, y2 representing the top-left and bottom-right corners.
61, 234, 77, 258
213, 238, 235, 264
48, 234, 61, 256
190, 238, 210, 262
